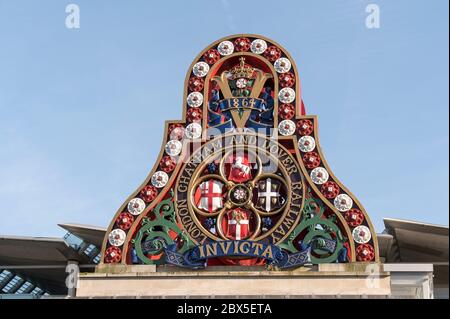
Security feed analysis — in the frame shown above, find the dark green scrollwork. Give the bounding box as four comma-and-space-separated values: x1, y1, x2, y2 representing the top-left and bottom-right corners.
278, 192, 346, 264
131, 190, 195, 265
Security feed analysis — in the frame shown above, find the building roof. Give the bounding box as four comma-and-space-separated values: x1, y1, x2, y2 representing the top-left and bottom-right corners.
0, 235, 83, 294
383, 218, 449, 287
383, 218, 448, 263
0, 235, 79, 265
57, 223, 106, 248
0, 223, 106, 295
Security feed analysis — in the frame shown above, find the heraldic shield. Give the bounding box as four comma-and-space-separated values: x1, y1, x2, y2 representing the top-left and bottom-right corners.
100, 35, 379, 268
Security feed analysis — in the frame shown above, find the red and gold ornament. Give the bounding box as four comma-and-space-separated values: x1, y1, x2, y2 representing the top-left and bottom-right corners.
344, 208, 365, 227
356, 244, 375, 262
168, 124, 185, 140
203, 49, 220, 65
279, 104, 295, 120
116, 212, 134, 231
104, 246, 122, 264
297, 119, 314, 136
264, 46, 281, 62
321, 181, 340, 199
140, 185, 158, 203
279, 72, 295, 88
188, 77, 205, 92
160, 155, 176, 173
303, 152, 321, 169
234, 37, 251, 52
187, 107, 203, 122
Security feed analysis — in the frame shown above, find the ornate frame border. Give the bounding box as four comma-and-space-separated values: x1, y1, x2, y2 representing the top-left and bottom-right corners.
100, 34, 379, 265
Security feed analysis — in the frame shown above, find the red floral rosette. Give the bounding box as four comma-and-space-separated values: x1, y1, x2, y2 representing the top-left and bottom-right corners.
160, 155, 176, 173
321, 181, 340, 199
188, 77, 205, 92
140, 185, 158, 202
187, 107, 202, 123
116, 212, 134, 231
303, 152, 321, 169
344, 209, 365, 227
168, 124, 185, 140
297, 119, 314, 136
279, 104, 295, 120
356, 244, 375, 262
279, 72, 295, 88
234, 37, 251, 52
203, 49, 220, 65
104, 246, 122, 263
264, 46, 281, 62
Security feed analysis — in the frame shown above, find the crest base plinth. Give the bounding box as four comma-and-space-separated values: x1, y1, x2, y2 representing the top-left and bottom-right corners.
75, 263, 398, 298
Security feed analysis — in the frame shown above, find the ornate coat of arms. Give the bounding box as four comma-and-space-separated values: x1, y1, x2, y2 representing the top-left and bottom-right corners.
227, 155, 253, 183
101, 35, 379, 268
222, 209, 252, 240
194, 179, 224, 213
255, 178, 284, 212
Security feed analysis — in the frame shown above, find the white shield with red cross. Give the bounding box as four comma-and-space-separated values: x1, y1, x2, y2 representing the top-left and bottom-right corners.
222, 209, 251, 240
195, 179, 224, 213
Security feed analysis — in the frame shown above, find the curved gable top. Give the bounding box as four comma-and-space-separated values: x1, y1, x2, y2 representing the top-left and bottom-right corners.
100, 34, 379, 266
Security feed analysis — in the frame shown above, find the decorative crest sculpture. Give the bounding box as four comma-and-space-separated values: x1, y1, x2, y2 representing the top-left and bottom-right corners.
101, 35, 379, 268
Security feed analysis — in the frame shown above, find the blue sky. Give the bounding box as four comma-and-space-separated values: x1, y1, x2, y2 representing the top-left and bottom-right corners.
0, 0, 448, 238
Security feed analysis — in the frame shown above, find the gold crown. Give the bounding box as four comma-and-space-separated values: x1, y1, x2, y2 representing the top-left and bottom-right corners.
229, 57, 255, 80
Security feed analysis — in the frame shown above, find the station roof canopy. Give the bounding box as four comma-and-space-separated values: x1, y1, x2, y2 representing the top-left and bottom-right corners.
383, 218, 448, 263
0, 224, 106, 294
0, 235, 82, 294
57, 223, 106, 248
383, 218, 449, 287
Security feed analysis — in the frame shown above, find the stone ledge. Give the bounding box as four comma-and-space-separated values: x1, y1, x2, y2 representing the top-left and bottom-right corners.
86, 263, 388, 279
76, 271, 391, 297
82, 271, 390, 279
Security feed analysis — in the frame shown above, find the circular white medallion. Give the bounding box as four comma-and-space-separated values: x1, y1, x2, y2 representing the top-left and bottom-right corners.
192, 62, 210, 77
127, 198, 146, 215
151, 171, 169, 188
187, 92, 203, 108
278, 87, 295, 103
278, 120, 296, 136
310, 167, 329, 185
251, 39, 267, 54
217, 41, 234, 56
352, 225, 372, 244
185, 123, 202, 139
236, 78, 248, 88
298, 136, 316, 152
274, 58, 292, 73
165, 140, 182, 157
334, 194, 353, 212
108, 229, 126, 247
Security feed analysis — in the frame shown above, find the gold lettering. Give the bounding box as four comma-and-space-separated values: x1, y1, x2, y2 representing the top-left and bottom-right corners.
282, 217, 295, 230
270, 233, 280, 243
198, 246, 206, 258
240, 241, 251, 254
261, 245, 273, 259
292, 182, 303, 190
253, 243, 263, 255
248, 98, 256, 108
205, 243, 218, 257
218, 241, 232, 255
178, 175, 191, 189
233, 241, 240, 254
